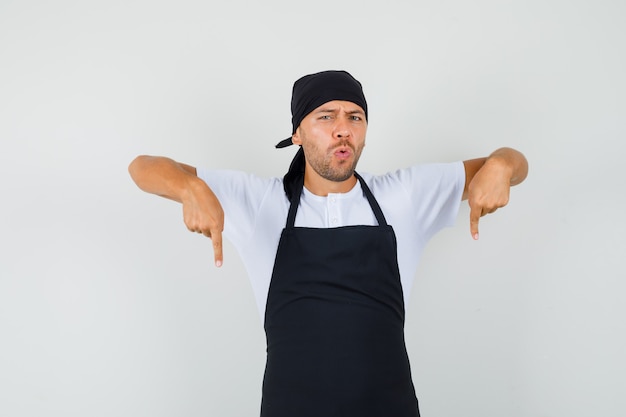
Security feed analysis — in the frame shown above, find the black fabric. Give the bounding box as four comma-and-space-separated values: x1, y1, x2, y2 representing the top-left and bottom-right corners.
282, 147, 304, 201
261, 173, 420, 417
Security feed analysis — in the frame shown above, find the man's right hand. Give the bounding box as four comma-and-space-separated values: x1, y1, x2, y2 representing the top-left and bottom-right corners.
182, 178, 225, 267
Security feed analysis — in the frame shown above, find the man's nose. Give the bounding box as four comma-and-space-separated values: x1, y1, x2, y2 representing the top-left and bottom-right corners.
333, 119, 350, 138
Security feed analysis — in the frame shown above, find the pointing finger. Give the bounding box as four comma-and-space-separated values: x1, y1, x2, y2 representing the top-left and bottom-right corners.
469, 204, 480, 240
211, 229, 223, 268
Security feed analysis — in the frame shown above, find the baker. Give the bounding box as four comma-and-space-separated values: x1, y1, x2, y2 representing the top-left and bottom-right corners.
129, 70, 528, 416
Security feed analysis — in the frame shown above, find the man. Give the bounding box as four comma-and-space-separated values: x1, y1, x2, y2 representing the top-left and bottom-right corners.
129, 70, 528, 416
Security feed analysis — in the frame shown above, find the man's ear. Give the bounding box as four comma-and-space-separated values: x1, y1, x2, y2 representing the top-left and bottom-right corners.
291, 130, 302, 145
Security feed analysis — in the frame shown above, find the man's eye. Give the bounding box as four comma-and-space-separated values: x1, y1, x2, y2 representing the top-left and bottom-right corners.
320, 115, 332, 120
351, 116, 362, 121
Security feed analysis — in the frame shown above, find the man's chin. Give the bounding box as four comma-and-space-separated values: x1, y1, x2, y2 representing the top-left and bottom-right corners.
328, 169, 355, 183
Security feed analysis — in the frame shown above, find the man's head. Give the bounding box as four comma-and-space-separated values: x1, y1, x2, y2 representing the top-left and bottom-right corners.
278, 70, 368, 196
276, 70, 368, 148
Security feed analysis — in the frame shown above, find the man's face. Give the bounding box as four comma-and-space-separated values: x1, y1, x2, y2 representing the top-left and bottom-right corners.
292, 100, 367, 183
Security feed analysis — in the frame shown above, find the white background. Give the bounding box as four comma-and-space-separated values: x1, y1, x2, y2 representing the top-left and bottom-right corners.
1, 1, 625, 416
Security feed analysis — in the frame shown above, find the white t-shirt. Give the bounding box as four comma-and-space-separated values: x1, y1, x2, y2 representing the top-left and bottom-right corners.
197, 162, 465, 320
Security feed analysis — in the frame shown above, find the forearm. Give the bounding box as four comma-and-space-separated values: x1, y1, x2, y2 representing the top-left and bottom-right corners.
128, 155, 203, 203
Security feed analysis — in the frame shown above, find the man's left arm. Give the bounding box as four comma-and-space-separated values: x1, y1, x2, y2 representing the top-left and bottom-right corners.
462, 147, 529, 240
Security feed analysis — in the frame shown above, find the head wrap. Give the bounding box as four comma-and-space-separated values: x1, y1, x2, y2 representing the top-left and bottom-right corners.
277, 70, 368, 199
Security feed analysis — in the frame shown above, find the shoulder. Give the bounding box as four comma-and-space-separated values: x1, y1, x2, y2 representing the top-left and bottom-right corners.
196, 168, 288, 212
196, 168, 282, 194
359, 161, 465, 195
196, 168, 279, 186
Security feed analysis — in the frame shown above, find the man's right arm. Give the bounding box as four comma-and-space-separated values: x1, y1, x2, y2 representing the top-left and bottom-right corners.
128, 155, 224, 267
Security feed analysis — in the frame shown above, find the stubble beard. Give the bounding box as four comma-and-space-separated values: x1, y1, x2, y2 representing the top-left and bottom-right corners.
304, 141, 364, 182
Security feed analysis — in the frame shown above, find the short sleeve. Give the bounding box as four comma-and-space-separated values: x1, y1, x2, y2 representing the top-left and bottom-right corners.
402, 161, 465, 238
195, 168, 277, 247
371, 161, 465, 241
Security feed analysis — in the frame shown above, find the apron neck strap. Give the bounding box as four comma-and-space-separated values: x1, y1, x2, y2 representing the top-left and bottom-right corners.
355, 172, 388, 227
285, 172, 388, 228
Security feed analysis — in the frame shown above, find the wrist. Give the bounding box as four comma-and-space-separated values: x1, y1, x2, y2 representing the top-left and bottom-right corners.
178, 173, 203, 202
485, 149, 515, 180
488, 147, 528, 185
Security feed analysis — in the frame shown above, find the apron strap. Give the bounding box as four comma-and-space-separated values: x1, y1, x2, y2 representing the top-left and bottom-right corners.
285, 175, 304, 228
355, 172, 388, 227
285, 172, 388, 228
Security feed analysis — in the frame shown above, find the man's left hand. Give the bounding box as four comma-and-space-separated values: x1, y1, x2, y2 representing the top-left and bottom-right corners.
462, 148, 529, 240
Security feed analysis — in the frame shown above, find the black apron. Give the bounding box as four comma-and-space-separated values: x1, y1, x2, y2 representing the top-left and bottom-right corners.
261, 173, 420, 417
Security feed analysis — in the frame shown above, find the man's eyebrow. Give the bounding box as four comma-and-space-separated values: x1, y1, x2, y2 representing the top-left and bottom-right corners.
314, 108, 365, 115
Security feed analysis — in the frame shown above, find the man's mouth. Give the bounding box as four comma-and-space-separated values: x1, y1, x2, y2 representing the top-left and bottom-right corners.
333, 147, 353, 160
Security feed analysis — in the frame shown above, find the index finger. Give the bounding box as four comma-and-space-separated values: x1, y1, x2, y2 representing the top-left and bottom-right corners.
211, 229, 223, 267
469, 204, 480, 240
